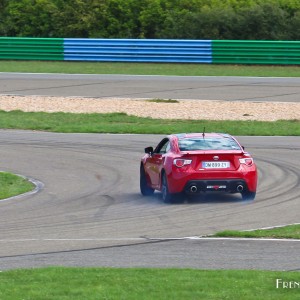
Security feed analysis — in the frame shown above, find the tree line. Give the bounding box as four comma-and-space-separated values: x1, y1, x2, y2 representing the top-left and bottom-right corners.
0, 0, 299, 40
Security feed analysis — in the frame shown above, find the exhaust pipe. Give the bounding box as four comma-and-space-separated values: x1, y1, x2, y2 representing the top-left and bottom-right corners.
190, 185, 198, 193
237, 185, 244, 192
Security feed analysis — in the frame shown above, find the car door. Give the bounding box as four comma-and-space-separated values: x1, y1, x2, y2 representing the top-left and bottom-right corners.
146, 138, 170, 188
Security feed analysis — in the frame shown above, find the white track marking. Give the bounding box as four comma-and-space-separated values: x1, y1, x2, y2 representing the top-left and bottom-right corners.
0, 237, 299, 243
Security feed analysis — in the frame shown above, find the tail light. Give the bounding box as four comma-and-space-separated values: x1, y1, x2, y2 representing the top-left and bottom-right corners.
173, 159, 192, 168
239, 158, 254, 166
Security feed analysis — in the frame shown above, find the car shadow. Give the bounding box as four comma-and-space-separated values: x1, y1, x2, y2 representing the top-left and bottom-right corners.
125, 191, 245, 205
185, 192, 244, 204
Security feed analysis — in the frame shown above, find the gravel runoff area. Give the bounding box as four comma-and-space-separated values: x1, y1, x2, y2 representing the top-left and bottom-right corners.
0, 95, 300, 121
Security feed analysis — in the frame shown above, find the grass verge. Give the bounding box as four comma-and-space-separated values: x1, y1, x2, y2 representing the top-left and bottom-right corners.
0, 267, 299, 300
0, 172, 34, 200
214, 224, 300, 239
0, 60, 300, 77
0, 110, 299, 135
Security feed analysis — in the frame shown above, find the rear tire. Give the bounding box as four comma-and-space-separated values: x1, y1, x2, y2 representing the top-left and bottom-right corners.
140, 165, 154, 196
161, 173, 173, 203
241, 191, 256, 201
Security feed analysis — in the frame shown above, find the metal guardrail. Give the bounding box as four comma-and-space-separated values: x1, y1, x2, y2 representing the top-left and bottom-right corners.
0, 37, 299, 64
212, 40, 300, 65
64, 39, 213, 63
0, 37, 64, 60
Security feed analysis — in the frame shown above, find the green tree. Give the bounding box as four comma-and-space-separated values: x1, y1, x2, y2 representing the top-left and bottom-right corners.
89, 0, 146, 38
0, 0, 299, 39
51, 0, 93, 37
139, 0, 168, 38
289, 10, 300, 39
236, 3, 290, 40
3, 0, 58, 37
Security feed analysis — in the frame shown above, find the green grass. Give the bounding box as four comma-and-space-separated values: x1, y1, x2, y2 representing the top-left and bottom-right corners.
0, 172, 34, 200
214, 224, 300, 239
0, 60, 300, 77
0, 110, 299, 135
0, 267, 299, 300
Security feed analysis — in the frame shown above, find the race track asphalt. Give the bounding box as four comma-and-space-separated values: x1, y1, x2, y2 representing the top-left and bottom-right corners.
0, 74, 299, 271
1, 73, 300, 102
0, 131, 299, 271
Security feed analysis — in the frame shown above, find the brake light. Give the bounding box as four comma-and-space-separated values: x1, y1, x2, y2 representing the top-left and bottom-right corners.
239, 158, 254, 166
173, 159, 192, 168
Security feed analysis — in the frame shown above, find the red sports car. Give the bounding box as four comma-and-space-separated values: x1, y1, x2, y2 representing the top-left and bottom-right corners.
140, 133, 257, 202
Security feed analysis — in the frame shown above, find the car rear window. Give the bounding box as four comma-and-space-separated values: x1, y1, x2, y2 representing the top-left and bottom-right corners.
178, 137, 241, 151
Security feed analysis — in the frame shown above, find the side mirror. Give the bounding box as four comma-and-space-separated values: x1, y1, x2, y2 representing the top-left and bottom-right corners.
145, 146, 154, 154
242, 146, 245, 150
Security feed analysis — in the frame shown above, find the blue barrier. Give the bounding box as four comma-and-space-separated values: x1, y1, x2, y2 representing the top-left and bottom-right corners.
64, 38, 213, 63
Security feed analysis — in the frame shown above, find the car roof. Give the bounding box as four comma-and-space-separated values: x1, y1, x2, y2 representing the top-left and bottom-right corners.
171, 133, 232, 139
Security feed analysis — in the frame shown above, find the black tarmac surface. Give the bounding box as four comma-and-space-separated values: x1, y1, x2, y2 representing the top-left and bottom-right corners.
0, 74, 299, 270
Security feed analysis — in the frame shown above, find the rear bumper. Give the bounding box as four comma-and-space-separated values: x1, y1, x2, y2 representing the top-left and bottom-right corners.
184, 179, 249, 194
167, 167, 257, 194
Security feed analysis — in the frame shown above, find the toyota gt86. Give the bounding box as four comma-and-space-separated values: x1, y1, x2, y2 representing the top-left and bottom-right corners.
140, 133, 257, 203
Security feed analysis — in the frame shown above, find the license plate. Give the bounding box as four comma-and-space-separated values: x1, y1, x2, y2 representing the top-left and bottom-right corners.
202, 161, 230, 169
207, 185, 227, 190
